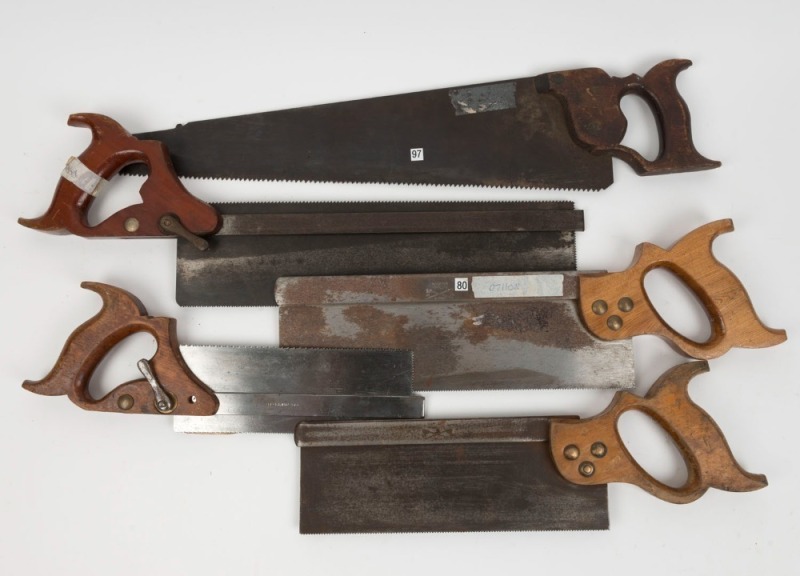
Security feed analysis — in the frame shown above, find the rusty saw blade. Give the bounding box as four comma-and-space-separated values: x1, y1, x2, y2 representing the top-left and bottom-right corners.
177, 201, 582, 306
21, 283, 421, 433
294, 363, 767, 533
124, 59, 719, 188
277, 221, 786, 391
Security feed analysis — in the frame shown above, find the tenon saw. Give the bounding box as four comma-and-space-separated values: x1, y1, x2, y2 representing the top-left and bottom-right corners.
296, 362, 767, 533
124, 59, 719, 187
278, 220, 786, 390
18, 115, 584, 306
22, 282, 421, 433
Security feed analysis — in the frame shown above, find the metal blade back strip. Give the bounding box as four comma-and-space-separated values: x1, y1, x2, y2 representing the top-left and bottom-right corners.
179, 346, 413, 395
218, 209, 582, 236
297, 417, 608, 533
295, 417, 555, 446
127, 78, 612, 189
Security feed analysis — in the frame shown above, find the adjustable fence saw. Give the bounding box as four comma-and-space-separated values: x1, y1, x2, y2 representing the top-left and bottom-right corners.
22, 283, 421, 433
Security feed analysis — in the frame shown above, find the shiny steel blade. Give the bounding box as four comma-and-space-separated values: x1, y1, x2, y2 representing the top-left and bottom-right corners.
296, 418, 609, 533
277, 272, 634, 391
176, 201, 582, 307
126, 78, 612, 189
174, 346, 420, 433
175, 395, 424, 434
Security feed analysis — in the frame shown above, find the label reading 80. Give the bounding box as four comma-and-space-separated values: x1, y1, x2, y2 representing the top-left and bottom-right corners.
454, 278, 469, 291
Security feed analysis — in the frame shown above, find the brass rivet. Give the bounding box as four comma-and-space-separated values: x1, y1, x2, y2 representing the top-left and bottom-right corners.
579, 461, 595, 477
124, 217, 140, 232
591, 442, 607, 458
563, 445, 580, 460
591, 300, 608, 315
618, 297, 634, 312
117, 394, 134, 411
607, 315, 623, 330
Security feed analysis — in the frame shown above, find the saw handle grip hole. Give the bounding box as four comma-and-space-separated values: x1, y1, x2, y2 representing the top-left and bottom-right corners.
643, 267, 712, 344
619, 94, 660, 162
88, 332, 157, 401
617, 409, 688, 489
85, 164, 149, 227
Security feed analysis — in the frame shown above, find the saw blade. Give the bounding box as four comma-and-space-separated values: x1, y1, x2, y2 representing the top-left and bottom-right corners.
176, 201, 582, 307
276, 272, 634, 391
295, 418, 609, 533
174, 345, 421, 433
127, 77, 612, 189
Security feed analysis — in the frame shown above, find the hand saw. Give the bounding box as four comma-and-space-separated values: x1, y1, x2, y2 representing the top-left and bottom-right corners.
295, 362, 767, 533
22, 282, 422, 433
18, 115, 584, 306
121, 59, 719, 188
278, 220, 786, 390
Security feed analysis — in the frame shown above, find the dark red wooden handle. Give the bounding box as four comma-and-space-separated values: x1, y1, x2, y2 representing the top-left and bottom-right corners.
536, 59, 721, 175
22, 282, 218, 415
18, 113, 220, 238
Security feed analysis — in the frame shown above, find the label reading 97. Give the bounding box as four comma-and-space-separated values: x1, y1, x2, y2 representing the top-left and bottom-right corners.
410, 148, 424, 161
454, 278, 469, 292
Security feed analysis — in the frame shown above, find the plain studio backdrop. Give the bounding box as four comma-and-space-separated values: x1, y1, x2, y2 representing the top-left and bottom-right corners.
1, 1, 798, 575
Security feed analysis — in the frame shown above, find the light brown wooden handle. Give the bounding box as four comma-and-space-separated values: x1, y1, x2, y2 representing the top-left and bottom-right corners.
22, 282, 217, 416
578, 219, 786, 359
550, 361, 767, 504
18, 113, 220, 239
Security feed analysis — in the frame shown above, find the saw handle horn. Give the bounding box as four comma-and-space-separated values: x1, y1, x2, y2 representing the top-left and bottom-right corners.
578, 219, 786, 359
550, 361, 767, 504
537, 59, 721, 175
22, 282, 218, 416
18, 113, 220, 248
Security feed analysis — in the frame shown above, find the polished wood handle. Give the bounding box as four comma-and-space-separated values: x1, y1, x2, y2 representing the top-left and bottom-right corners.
536, 59, 721, 175
578, 219, 786, 359
22, 282, 218, 415
18, 113, 220, 239
550, 362, 767, 504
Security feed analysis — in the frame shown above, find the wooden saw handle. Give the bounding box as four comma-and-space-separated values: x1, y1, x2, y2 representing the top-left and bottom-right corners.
18, 113, 220, 241
536, 59, 721, 175
22, 282, 218, 416
578, 219, 786, 359
550, 361, 767, 504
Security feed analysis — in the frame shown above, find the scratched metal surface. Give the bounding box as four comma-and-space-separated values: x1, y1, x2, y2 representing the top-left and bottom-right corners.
176, 201, 582, 307
296, 418, 609, 533
128, 78, 612, 189
277, 272, 634, 391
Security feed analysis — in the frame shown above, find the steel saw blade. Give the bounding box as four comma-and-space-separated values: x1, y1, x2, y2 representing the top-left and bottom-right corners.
176, 201, 582, 307
276, 272, 634, 391
174, 346, 421, 433
127, 77, 612, 189
295, 418, 609, 533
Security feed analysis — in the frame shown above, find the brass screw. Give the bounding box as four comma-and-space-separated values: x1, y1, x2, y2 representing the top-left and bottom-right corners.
591, 442, 607, 458
591, 300, 608, 315
579, 461, 595, 477
607, 315, 623, 330
618, 297, 634, 312
124, 217, 140, 232
563, 445, 580, 460
117, 394, 134, 411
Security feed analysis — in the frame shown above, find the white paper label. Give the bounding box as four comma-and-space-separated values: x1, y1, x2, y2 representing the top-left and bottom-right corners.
410, 148, 424, 161
470, 274, 564, 299
61, 156, 108, 196
454, 278, 469, 291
